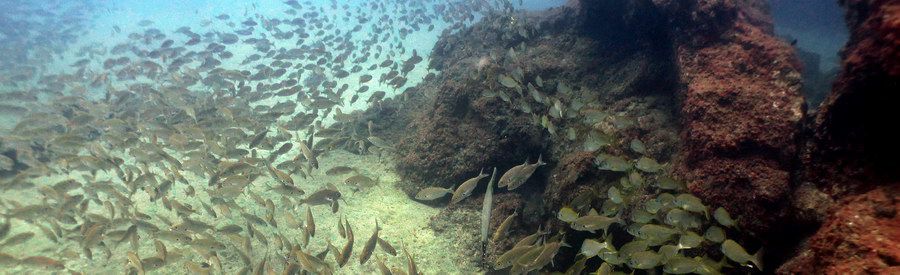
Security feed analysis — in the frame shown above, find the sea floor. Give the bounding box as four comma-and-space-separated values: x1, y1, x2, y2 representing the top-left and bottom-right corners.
0, 150, 483, 274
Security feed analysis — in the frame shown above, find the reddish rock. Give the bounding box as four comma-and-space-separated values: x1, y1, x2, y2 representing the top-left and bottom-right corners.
781, 0, 900, 272
777, 185, 900, 274
656, 0, 805, 236
800, 0, 900, 198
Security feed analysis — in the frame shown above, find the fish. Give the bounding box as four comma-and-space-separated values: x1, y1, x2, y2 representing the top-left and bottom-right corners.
0, 218, 10, 239
339, 218, 354, 267
344, 174, 377, 189
495, 245, 533, 269
298, 186, 341, 206
498, 74, 520, 89
570, 210, 620, 234
306, 206, 316, 237
367, 136, 395, 151
524, 241, 564, 271
414, 187, 452, 201
492, 211, 518, 244
663, 256, 702, 274
557, 206, 579, 223
713, 207, 736, 228
0, 232, 34, 246
402, 244, 418, 275
501, 155, 546, 190
674, 193, 709, 218
298, 140, 318, 170
637, 224, 679, 243
269, 183, 305, 196
579, 238, 615, 258
449, 168, 488, 204
127, 251, 145, 275
359, 220, 381, 264
704, 226, 726, 243
721, 239, 763, 270
608, 186, 623, 204
267, 164, 294, 186
190, 238, 227, 251
325, 166, 355, 176
377, 237, 396, 256
627, 250, 662, 269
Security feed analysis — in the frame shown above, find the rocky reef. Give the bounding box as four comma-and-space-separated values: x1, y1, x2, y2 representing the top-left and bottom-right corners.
656, 0, 805, 238
377, 0, 899, 273
779, 0, 900, 272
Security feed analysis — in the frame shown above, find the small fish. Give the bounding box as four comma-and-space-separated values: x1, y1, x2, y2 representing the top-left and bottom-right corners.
402, 244, 418, 275
377, 237, 396, 256
154, 240, 167, 261
608, 186, 623, 204
721, 239, 763, 270
298, 140, 318, 170
127, 251, 145, 275
306, 206, 315, 237
367, 136, 395, 151
678, 231, 704, 249
637, 224, 679, 242
663, 256, 702, 274
267, 164, 294, 186
344, 174, 377, 188
414, 187, 452, 201
359, 220, 381, 264
713, 207, 736, 228
492, 211, 518, 244
525, 241, 564, 271
0, 232, 34, 246
298, 187, 341, 205
704, 226, 726, 243
627, 250, 662, 269
571, 211, 619, 234
494, 245, 533, 269
498, 74, 520, 89
190, 238, 227, 251
513, 226, 547, 248
270, 184, 305, 196
674, 194, 709, 218
579, 238, 614, 258
450, 168, 488, 204
339, 218, 354, 267
557, 206, 579, 223
635, 156, 662, 173
325, 166, 355, 176
502, 155, 546, 190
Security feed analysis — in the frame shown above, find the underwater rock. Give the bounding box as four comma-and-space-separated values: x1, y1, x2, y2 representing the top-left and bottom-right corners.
542, 152, 599, 212
781, 0, 900, 272
658, 0, 805, 236
777, 185, 900, 274
799, 0, 900, 199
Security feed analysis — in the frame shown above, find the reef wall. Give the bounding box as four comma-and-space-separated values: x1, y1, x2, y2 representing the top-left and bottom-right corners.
384, 0, 898, 272
655, 0, 805, 237
779, 0, 900, 273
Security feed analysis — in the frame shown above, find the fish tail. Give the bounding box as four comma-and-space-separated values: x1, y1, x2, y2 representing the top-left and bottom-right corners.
536, 154, 546, 166
751, 247, 764, 271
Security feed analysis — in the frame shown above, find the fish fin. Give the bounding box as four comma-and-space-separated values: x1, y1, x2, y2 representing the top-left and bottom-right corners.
536, 154, 546, 166
751, 247, 764, 271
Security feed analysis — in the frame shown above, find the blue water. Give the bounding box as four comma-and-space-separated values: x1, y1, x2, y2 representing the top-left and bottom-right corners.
770, 0, 848, 70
